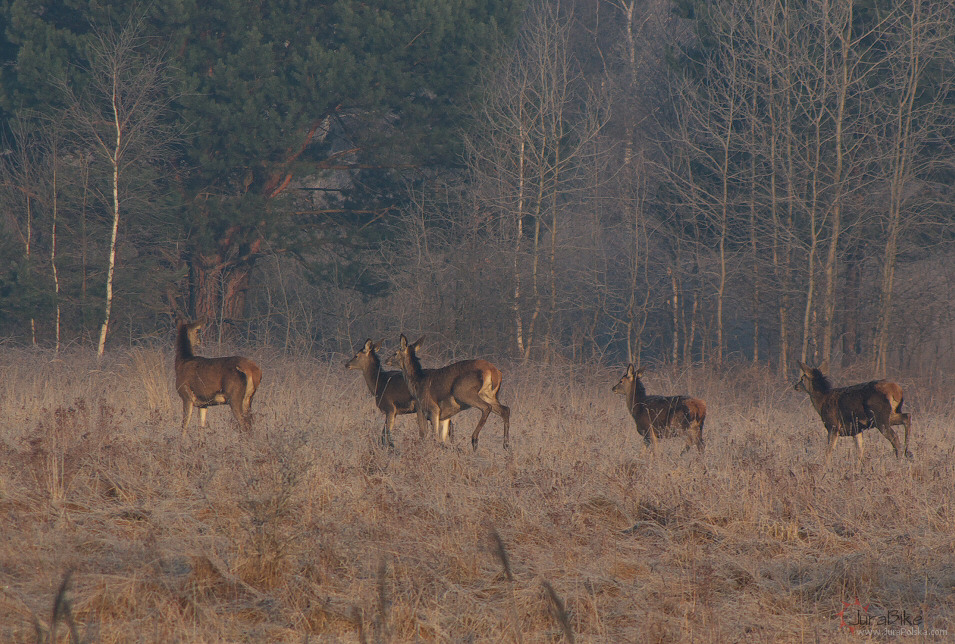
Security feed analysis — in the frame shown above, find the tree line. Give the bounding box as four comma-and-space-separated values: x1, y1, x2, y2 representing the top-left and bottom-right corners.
1, 0, 953, 378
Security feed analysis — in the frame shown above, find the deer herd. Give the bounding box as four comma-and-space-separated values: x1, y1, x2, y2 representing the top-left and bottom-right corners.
174, 320, 914, 465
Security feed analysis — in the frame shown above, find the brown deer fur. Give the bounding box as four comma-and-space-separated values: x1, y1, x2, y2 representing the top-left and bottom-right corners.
794, 361, 912, 464
388, 334, 510, 451
346, 339, 417, 448
175, 321, 262, 435
612, 364, 705, 454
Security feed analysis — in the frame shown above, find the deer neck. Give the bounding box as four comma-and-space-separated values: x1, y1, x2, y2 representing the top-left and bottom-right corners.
400, 353, 426, 398
176, 327, 196, 362
805, 387, 827, 414
628, 380, 648, 408
360, 354, 388, 397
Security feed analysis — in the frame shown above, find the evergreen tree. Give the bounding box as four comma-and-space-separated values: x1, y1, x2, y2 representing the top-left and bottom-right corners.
0, 0, 523, 339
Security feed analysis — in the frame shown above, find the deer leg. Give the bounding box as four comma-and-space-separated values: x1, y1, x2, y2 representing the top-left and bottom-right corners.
470, 403, 493, 452
498, 403, 510, 450
824, 431, 839, 467
414, 409, 428, 439
680, 426, 693, 456
438, 418, 451, 443
427, 407, 443, 442
876, 419, 903, 458
181, 399, 194, 435
853, 433, 864, 462
682, 423, 703, 455
230, 399, 251, 432
893, 412, 913, 458
199, 407, 208, 429
867, 408, 902, 458
481, 400, 510, 450
382, 409, 397, 448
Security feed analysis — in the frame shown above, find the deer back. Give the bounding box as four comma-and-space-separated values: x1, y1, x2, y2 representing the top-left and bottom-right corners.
635, 395, 694, 434
177, 355, 259, 400
417, 359, 500, 406
820, 380, 900, 436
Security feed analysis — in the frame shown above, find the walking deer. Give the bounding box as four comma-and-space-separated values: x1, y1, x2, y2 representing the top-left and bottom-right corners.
387, 334, 510, 451
174, 320, 262, 435
612, 364, 705, 454
794, 361, 912, 464
345, 339, 417, 448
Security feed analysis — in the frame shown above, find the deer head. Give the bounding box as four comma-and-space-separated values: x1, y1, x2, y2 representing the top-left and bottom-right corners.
345, 338, 384, 370
794, 360, 828, 393
612, 364, 644, 394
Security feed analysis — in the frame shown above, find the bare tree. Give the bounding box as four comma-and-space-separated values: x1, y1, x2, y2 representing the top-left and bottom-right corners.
871, 0, 955, 374
58, 15, 176, 357
660, 1, 752, 367
463, 1, 609, 361
47, 124, 63, 352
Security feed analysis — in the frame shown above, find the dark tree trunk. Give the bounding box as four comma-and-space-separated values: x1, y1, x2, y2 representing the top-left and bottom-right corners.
190, 253, 255, 342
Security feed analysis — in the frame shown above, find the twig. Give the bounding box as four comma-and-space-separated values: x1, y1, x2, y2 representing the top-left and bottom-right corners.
543, 580, 575, 643
490, 528, 523, 644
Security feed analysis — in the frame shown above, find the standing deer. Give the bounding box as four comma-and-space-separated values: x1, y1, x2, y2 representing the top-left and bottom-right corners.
387, 334, 510, 451
794, 361, 912, 464
612, 364, 706, 454
345, 339, 417, 448
175, 320, 262, 435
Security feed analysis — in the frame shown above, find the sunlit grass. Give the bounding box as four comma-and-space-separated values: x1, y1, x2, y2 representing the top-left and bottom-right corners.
0, 347, 951, 642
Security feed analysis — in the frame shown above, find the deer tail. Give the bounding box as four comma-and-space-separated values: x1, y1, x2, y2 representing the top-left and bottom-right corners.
875, 381, 904, 414
685, 398, 707, 426
235, 363, 257, 407
478, 366, 502, 403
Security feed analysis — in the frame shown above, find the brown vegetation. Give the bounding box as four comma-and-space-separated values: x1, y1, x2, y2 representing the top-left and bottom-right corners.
0, 348, 952, 642
613, 364, 706, 454
174, 320, 263, 435
795, 361, 913, 464
388, 334, 510, 451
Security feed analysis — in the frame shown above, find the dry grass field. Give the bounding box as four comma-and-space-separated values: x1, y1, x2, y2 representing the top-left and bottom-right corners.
1, 345, 953, 642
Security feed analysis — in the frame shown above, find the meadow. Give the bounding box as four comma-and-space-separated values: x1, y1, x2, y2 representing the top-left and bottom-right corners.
0, 344, 953, 642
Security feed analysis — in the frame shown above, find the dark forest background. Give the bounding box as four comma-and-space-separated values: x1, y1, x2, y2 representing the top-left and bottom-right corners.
1, 0, 953, 378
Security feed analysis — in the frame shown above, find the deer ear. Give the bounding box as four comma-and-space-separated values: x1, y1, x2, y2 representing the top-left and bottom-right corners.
400, 334, 409, 348
818, 360, 828, 374
626, 364, 635, 377
797, 361, 810, 374
412, 336, 425, 350
634, 366, 645, 378
363, 339, 374, 352
375, 339, 385, 351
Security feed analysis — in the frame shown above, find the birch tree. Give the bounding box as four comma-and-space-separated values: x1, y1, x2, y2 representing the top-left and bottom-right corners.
59, 16, 175, 356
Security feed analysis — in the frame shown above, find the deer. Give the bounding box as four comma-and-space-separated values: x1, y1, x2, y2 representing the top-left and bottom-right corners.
387, 334, 510, 451
345, 339, 418, 448
794, 361, 912, 465
174, 320, 263, 436
612, 364, 706, 455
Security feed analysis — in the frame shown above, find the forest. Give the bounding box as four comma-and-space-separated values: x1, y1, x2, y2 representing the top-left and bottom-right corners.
1, 0, 954, 378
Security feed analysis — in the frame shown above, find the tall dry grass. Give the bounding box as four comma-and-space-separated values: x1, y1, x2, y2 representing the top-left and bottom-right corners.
0, 347, 952, 642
